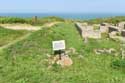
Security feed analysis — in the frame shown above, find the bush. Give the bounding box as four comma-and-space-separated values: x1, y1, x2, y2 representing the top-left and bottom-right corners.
0, 16, 65, 25
85, 16, 125, 24
0, 17, 27, 24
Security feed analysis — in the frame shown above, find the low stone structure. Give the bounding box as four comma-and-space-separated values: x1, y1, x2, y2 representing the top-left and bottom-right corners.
100, 26, 109, 33
84, 30, 101, 39
109, 26, 119, 33
109, 31, 119, 38
99, 23, 110, 35
75, 23, 101, 39
75, 23, 83, 36
76, 22, 125, 39
94, 48, 117, 55
118, 22, 125, 30
121, 30, 125, 37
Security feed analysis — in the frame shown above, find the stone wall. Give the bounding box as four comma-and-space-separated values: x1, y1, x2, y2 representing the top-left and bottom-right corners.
121, 30, 125, 37
100, 26, 109, 33
118, 22, 125, 30
75, 23, 83, 36
75, 23, 101, 39
109, 26, 119, 33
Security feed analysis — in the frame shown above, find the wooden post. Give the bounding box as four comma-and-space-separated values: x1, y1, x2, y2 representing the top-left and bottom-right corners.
32, 16, 37, 24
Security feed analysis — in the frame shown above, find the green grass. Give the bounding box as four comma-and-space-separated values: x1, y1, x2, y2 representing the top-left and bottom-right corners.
112, 59, 125, 72
0, 23, 124, 83
83, 38, 120, 55
0, 27, 29, 47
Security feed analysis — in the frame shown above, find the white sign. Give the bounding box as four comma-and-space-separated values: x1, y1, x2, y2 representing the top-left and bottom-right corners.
52, 40, 65, 51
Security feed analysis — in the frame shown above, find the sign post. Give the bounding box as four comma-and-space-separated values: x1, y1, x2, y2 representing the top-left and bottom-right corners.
52, 40, 66, 60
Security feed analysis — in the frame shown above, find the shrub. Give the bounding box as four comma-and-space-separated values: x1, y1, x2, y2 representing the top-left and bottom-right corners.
0, 16, 65, 25
0, 17, 27, 24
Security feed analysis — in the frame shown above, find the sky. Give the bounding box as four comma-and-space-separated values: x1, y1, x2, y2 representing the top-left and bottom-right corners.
0, 0, 125, 13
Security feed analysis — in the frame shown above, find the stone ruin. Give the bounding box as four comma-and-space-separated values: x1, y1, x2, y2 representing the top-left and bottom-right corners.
118, 22, 125, 30
75, 23, 101, 39
94, 48, 117, 56
100, 25, 109, 33
108, 22, 125, 37
121, 30, 125, 37
75, 21, 125, 40
108, 26, 119, 33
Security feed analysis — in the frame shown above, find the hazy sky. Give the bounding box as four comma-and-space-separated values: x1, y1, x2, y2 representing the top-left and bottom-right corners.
0, 0, 125, 13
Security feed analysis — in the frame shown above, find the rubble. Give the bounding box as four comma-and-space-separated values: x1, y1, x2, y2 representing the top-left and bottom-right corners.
65, 47, 76, 54
94, 48, 117, 55
47, 54, 73, 67
56, 56, 73, 67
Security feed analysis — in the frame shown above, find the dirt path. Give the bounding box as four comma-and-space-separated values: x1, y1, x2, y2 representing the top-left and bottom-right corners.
0, 22, 61, 31
0, 33, 32, 51
42, 22, 61, 27
0, 24, 41, 31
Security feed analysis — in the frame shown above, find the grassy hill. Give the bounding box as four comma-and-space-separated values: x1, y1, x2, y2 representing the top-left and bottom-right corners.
0, 26, 29, 47
0, 22, 124, 83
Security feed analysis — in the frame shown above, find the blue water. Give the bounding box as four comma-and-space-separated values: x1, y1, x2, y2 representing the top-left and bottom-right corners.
0, 13, 125, 20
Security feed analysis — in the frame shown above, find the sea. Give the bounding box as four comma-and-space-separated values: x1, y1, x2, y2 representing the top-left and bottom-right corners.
0, 13, 125, 20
